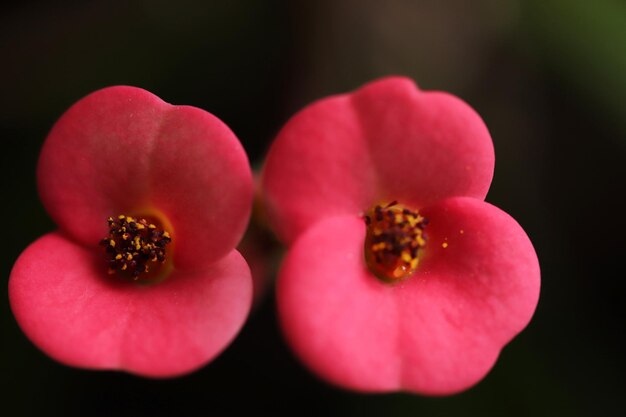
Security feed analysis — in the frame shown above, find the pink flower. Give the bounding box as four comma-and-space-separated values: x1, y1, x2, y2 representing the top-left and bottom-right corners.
9, 86, 254, 377
262, 77, 540, 395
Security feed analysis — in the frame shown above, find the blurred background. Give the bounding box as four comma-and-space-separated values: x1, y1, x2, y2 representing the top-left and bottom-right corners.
1, 0, 625, 415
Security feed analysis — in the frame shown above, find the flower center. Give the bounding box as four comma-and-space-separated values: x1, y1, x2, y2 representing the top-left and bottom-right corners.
363, 201, 428, 282
100, 214, 172, 282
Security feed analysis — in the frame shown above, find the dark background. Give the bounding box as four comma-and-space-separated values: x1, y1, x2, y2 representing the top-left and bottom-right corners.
1, 1, 625, 416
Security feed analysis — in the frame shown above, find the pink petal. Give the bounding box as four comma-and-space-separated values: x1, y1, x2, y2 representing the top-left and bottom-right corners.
9, 232, 252, 377
262, 77, 494, 244
262, 94, 378, 244
148, 105, 253, 269
352, 77, 495, 209
38, 86, 252, 270
399, 197, 540, 394
277, 215, 400, 392
277, 199, 539, 394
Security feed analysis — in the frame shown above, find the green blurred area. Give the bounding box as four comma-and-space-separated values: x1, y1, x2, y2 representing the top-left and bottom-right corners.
1, 1, 624, 416
524, 0, 626, 135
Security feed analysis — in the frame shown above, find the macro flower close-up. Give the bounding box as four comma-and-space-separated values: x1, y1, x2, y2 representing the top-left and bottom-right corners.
8, 86, 254, 377
262, 76, 541, 395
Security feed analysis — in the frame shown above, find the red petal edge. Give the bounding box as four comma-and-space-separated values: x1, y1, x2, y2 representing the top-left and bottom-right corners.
277, 198, 539, 394
9, 232, 252, 377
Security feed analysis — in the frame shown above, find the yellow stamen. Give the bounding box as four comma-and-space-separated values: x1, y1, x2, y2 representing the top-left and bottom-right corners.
363, 201, 428, 282
100, 213, 172, 281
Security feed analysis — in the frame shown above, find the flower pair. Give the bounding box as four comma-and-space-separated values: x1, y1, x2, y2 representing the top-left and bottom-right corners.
9, 77, 540, 395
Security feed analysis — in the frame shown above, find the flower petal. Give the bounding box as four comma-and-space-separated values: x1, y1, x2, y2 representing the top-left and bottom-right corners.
262, 77, 494, 244
352, 77, 495, 209
38, 86, 252, 269
277, 215, 400, 392
9, 232, 252, 377
276, 200, 539, 394
149, 105, 253, 269
397, 197, 540, 394
262, 94, 378, 244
